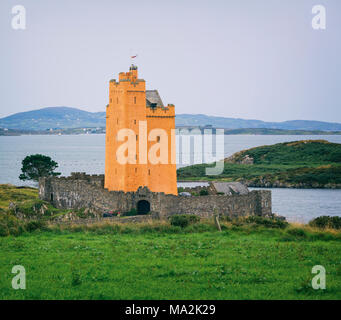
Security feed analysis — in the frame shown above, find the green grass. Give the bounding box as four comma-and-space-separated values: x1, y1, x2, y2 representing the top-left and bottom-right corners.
0, 222, 341, 300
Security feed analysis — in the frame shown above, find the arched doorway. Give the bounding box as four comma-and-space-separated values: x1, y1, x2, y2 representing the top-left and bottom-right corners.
137, 200, 150, 215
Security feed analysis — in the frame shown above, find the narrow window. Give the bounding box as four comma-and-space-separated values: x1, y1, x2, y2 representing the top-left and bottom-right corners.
110, 98, 112, 103
136, 134, 138, 141
148, 169, 151, 175
134, 119, 136, 124
135, 168, 137, 173
50, 193, 53, 202
157, 136, 160, 142
134, 96, 136, 104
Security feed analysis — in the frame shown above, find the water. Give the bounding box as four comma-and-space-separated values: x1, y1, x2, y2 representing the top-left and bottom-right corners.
250, 187, 341, 223
1, 134, 341, 222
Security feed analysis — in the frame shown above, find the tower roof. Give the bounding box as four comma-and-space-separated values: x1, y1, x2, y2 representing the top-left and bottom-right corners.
146, 90, 164, 108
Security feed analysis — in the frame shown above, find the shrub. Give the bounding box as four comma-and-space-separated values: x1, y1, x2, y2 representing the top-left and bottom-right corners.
286, 228, 308, 238
0, 214, 25, 236
122, 208, 138, 216
25, 220, 47, 232
169, 214, 200, 228
199, 189, 209, 196
245, 216, 288, 229
309, 216, 341, 230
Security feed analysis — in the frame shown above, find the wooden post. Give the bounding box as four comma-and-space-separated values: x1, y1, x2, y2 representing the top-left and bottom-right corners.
213, 208, 222, 232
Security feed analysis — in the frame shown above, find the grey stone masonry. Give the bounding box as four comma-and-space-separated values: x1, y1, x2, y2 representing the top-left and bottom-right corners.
39, 173, 272, 218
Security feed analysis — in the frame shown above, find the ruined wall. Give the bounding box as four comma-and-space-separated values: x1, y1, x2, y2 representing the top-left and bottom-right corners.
39, 173, 272, 218
159, 191, 271, 218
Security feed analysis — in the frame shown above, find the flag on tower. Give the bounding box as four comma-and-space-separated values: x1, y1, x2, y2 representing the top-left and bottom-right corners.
131, 54, 138, 59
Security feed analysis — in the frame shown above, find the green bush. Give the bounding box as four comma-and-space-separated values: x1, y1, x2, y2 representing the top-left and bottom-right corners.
0, 214, 25, 237
199, 189, 209, 196
169, 214, 200, 228
25, 220, 47, 232
286, 228, 308, 238
245, 216, 288, 229
309, 216, 341, 230
123, 208, 138, 216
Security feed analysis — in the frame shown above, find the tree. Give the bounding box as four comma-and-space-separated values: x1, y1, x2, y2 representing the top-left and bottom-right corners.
19, 154, 61, 182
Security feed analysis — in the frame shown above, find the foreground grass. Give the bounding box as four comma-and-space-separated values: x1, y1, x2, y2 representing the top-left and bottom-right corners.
1, 222, 341, 300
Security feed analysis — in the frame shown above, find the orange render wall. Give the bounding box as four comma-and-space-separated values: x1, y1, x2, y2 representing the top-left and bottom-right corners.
104, 66, 178, 195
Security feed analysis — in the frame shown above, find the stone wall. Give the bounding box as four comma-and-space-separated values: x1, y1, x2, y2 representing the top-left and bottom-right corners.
39, 173, 271, 218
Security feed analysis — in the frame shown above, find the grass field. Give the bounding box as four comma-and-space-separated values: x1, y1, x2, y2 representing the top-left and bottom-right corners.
1, 222, 341, 300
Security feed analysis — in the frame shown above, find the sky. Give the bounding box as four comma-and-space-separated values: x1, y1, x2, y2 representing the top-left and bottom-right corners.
0, 0, 340, 122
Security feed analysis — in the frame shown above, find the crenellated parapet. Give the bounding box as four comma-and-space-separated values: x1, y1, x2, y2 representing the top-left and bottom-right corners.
146, 104, 175, 118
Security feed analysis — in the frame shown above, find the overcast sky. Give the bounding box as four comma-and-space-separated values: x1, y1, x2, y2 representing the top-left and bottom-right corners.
0, 0, 340, 122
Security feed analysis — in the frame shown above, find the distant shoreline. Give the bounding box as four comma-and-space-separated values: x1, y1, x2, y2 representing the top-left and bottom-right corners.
2, 127, 341, 136
178, 179, 341, 189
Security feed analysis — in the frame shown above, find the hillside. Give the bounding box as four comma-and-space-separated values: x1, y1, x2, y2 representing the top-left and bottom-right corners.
0, 107, 105, 130
226, 140, 341, 165
177, 140, 341, 188
1, 107, 341, 131
176, 114, 341, 131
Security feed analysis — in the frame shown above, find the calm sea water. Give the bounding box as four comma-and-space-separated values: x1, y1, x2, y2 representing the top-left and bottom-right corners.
1, 134, 341, 222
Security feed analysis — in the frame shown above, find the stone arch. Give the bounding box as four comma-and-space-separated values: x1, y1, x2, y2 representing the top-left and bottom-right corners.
137, 200, 150, 215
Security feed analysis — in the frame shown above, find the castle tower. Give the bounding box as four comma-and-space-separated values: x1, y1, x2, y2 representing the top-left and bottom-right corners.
105, 65, 177, 195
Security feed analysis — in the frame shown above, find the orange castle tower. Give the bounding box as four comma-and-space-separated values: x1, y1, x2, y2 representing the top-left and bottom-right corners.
104, 65, 177, 195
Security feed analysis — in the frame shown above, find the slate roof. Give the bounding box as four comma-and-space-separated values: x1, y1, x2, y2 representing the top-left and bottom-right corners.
146, 90, 164, 108
210, 182, 249, 196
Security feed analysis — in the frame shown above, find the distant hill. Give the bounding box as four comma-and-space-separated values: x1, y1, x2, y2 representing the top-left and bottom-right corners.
0, 107, 105, 130
1, 106, 341, 131
176, 114, 341, 131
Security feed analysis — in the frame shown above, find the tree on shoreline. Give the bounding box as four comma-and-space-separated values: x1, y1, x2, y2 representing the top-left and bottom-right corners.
19, 154, 61, 182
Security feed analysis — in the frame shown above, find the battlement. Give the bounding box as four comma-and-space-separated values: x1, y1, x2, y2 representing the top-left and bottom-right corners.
70, 172, 104, 180
146, 104, 175, 117
41, 172, 105, 187
118, 64, 139, 82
